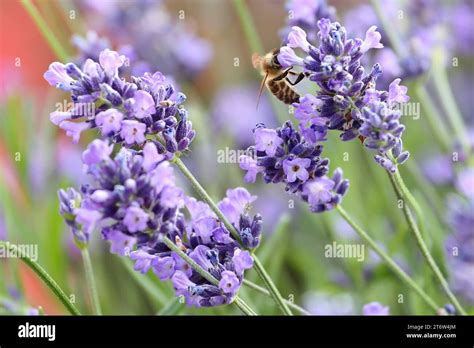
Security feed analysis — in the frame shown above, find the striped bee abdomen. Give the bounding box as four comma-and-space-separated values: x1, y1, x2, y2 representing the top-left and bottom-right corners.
267, 79, 300, 105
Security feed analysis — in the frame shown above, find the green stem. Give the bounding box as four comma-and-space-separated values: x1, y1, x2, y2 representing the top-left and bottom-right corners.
387, 174, 467, 315
119, 257, 168, 306
431, 48, 471, 157
335, 207, 440, 313
21, 0, 70, 61
231, 0, 263, 54
162, 236, 257, 316
412, 84, 452, 153
370, 0, 404, 57
390, 166, 426, 239
251, 255, 293, 315
243, 279, 310, 315
80, 248, 102, 315
157, 297, 183, 315
173, 157, 293, 315
231, 0, 288, 124
371, 0, 453, 153
405, 160, 448, 228
0, 241, 80, 315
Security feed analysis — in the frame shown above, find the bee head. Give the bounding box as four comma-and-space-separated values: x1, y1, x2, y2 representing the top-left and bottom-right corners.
270, 48, 282, 70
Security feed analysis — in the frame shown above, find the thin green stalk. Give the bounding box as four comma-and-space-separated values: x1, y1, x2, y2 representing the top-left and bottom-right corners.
412, 84, 452, 153
162, 236, 257, 316
0, 241, 80, 315
231, 0, 288, 124
370, 0, 404, 57
387, 157, 426, 235
173, 157, 293, 315
431, 48, 471, 157
243, 279, 310, 315
231, 0, 263, 54
251, 255, 293, 315
371, 0, 453, 153
387, 174, 467, 315
405, 160, 447, 228
119, 257, 168, 306
157, 297, 183, 315
335, 207, 440, 313
21, 0, 70, 61
80, 248, 102, 315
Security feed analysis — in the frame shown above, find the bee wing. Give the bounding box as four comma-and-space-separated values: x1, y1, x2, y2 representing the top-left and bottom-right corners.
256, 71, 269, 110
251, 53, 261, 69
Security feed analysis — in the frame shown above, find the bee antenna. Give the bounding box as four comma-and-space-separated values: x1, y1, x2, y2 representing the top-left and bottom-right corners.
256, 72, 269, 110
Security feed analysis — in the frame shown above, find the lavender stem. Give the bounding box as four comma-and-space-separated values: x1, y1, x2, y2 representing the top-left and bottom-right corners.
173, 157, 293, 315
335, 206, 440, 313
0, 241, 81, 315
162, 236, 257, 316
388, 173, 467, 315
20, 0, 69, 61
81, 248, 102, 315
242, 279, 310, 315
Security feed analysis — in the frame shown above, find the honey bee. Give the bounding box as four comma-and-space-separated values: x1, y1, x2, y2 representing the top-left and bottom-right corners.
252, 48, 306, 108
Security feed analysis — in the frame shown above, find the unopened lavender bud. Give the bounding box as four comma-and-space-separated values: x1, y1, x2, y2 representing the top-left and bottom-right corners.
396, 151, 410, 164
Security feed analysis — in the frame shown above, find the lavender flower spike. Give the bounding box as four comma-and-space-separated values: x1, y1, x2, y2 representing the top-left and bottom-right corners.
362, 302, 390, 315
58, 139, 261, 308
241, 121, 349, 213
278, 19, 410, 172
44, 49, 194, 154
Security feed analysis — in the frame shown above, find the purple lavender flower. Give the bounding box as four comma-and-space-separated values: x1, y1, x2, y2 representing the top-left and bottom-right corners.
217, 187, 257, 226
360, 26, 384, 53
387, 78, 410, 105
44, 62, 75, 91
456, 167, 474, 200
283, 0, 336, 42
59, 140, 182, 246
421, 154, 454, 185
0, 288, 40, 315
82, 139, 113, 165
254, 128, 284, 157
303, 292, 355, 315
102, 228, 136, 256
152, 256, 175, 280
58, 140, 260, 308
283, 157, 311, 183
362, 302, 390, 315
302, 169, 349, 213
279, 21, 410, 172
232, 249, 254, 275
123, 205, 149, 233
210, 84, 275, 147
450, 1, 474, 55
44, 49, 194, 153
219, 271, 240, 295
241, 121, 348, 213
95, 109, 123, 136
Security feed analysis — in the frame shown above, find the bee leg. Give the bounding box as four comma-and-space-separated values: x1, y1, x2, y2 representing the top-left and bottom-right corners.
271, 67, 293, 82
285, 72, 305, 86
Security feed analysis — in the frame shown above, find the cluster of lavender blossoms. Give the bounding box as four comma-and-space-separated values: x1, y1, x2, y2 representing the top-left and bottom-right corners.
240, 121, 349, 213
44, 49, 194, 154
282, 0, 336, 42
278, 20, 410, 172
74, 0, 212, 79
58, 140, 259, 307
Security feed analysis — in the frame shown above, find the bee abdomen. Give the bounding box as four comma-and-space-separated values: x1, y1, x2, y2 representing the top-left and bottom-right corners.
268, 81, 300, 105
